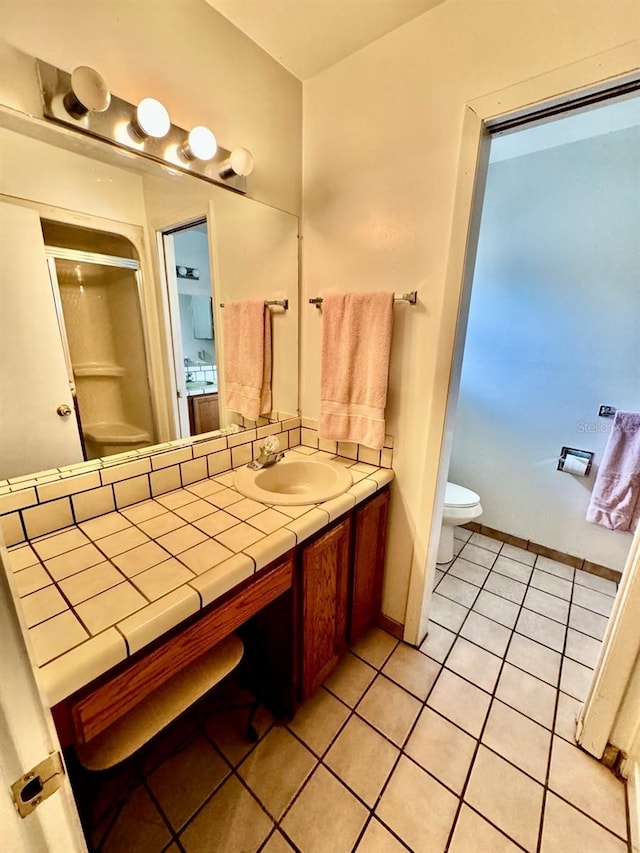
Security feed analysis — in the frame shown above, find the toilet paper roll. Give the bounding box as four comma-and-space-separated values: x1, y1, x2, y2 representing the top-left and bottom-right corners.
563, 453, 589, 476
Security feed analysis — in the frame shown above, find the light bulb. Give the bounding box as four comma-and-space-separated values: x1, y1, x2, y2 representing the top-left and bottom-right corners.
230, 147, 254, 176
63, 66, 111, 118
182, 126, 217, 161
133, 97, 170, 139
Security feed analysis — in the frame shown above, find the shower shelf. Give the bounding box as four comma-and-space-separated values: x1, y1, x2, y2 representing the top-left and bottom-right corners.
74, 363, 125, 378
83, 423, 151, 444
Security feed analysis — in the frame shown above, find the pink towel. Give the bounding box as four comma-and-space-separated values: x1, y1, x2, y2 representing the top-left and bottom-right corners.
223, 300, 272, 420
586, 411, 640, 531
319, 292, 394, 450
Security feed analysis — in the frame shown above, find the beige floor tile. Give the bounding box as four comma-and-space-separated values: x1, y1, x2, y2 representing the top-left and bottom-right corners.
574, 570, 617, 597
238, 727, 316, 819
436, 574, 480, 608
203, 702, 273, 767
569, 604, 608, 640
382, 642, 440, 699
465, 745, 543, 852
495, 664, 556, 729
179, 775, 272, 853
147, 733, 229, 831
324, 653, 377, 707
446, 637, 502, 693
500, 544, 536, 567
564, 628, 601, 669
101, 784, 171, 853
405, 707, 476, 794
548, 736, 627, 839
506, 633, 561, 686
449, 804, 522, 852
459, 542, 498, 569
429, 592, 469, 632
427, 669, 491, 738
572, 585, 615, 617
482, 699, 551, 782
288, 687, 350, 755
516, 608, 566, 652
281, 765, 368, 853
351, 627, 398, 668
469, 532, 502, 552
554, 692, 581, 743
419, 621, 456, 662
356, 674, 421, 746
355, 818, 407, 852
523, 588, 569, 625
492, 555, 533, 583
472, 590, 519, 629
325, 716, 399, 805
448, 557, 489, 587
560, 658, 593, 701
535, 556, 575, 581
459, 611, 511, 657
484, 572, 527, 604
262, 830, 295, 852
530, 568, 572, 600
376, 755, 458, 852
540, 792, 627, 853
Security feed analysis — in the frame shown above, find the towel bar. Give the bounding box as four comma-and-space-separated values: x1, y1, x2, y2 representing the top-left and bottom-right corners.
309, 291, 417, 307
219, 299, 288, 309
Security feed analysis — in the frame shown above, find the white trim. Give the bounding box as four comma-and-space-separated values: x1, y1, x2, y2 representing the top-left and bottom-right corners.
404, 38, 640, 644
628, 761, 640, 853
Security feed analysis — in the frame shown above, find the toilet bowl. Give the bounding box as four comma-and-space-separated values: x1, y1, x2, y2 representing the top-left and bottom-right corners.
437, 482, 482, 564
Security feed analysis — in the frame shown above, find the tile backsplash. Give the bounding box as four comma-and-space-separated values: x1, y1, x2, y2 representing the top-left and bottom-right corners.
0, 416, 394, 548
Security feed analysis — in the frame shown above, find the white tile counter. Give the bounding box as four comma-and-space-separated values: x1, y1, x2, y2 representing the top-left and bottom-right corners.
6, 448, 393, 706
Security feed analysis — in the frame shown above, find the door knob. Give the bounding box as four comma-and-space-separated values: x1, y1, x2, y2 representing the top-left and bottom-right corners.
56, 404, 72, 417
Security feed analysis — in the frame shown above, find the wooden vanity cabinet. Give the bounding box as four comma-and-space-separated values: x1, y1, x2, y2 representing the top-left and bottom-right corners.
299, 487, 390, 701
350, 488, 389, 643
188, 392, 219, 435
300, 517, 351, 700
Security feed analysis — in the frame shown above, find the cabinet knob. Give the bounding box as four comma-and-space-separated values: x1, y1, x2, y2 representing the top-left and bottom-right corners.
56, 404, 72, 417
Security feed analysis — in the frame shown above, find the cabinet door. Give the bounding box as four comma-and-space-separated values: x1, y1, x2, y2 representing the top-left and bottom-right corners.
301, 517, 351, 700
350, 489, 389, 643
191, 393, 219, 435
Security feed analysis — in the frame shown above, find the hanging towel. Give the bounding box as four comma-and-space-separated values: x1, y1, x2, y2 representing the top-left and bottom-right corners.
223, 300, 272, 420
319, 291, 394, 450
586, 411, 640, 531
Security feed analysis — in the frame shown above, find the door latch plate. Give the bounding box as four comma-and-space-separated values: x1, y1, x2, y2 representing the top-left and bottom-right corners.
11, 752, 64, 818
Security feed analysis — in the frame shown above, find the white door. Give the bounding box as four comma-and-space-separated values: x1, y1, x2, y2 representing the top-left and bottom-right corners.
0, 200, 83, 479
0, 541, 87, 852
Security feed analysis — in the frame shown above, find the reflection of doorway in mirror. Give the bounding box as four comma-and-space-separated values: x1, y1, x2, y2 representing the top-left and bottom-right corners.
162, 219, 220, 437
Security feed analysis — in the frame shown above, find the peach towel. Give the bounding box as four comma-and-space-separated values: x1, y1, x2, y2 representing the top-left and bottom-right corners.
223, 300, 272, 420
586, 410, 640, 531
319, 292, 394, 450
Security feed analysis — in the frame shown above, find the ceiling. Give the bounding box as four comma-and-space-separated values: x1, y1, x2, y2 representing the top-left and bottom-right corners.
203, 0, 447, 80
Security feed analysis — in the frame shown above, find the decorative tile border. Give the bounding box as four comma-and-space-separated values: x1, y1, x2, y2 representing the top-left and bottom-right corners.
0, 418, 302, 546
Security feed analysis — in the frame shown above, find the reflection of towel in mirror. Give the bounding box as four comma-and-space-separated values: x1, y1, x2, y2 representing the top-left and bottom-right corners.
319, 292, 394, 450
586, 411, 640, 531
223, 300, 272, 420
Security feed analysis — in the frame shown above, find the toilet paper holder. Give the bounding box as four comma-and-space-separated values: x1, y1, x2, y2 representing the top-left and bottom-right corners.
557, 446, 594, 476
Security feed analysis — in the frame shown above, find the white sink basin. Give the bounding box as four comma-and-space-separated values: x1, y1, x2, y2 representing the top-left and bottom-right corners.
233, 456, 352, 506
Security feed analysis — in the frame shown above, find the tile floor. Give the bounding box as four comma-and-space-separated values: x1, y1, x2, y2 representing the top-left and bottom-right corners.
71, 528, 628, 853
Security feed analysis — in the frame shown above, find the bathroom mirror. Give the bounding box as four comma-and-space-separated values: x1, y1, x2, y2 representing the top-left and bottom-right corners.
0, 106, 299, 483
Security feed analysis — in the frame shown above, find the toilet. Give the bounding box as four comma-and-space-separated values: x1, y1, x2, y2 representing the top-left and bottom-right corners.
437, 482, 483, 564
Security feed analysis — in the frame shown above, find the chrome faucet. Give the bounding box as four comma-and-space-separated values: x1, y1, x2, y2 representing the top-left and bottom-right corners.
247, 435, 285, 470
247, 449, 285, 470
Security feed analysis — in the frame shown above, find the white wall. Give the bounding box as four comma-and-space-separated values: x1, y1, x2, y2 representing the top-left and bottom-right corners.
0, 0, 302, 215
301, 0, 640, 627
450, 125, 640, 572
174, 229, 216, 365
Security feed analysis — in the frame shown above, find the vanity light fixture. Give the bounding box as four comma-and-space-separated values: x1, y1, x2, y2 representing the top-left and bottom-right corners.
63, 66, 111, 118
131, 97, 171, 140
219, 147, 255, 178
180, 126, 218, 161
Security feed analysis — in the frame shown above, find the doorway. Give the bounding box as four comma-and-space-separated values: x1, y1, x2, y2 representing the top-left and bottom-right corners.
162, 219, 220, 438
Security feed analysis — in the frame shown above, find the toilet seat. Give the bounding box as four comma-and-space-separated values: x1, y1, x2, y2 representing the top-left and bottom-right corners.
445, 482, 480, 508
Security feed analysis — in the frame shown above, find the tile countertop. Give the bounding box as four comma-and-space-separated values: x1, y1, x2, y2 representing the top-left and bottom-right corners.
6, 448, 393, 707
